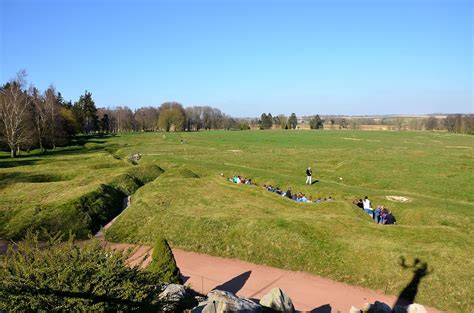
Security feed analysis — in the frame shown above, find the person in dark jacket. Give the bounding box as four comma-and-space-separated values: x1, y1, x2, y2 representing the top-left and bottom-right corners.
384, 211, 397, 225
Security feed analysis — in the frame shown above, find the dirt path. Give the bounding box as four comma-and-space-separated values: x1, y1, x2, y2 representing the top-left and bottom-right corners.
98, 241, 440, 312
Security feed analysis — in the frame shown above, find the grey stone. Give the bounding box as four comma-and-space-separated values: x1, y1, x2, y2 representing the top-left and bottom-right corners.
350, 306, 362, 313
201, 290, 262, 313
407, 304, 427, 313
259, 288, 295, 312
158, 283, 187, 301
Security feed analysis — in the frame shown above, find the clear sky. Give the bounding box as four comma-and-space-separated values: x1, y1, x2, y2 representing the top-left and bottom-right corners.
1, 0, 472, 117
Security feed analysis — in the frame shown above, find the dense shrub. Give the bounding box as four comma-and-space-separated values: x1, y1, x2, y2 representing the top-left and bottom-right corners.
0, 233, 165, 311
148, 238, 182, 284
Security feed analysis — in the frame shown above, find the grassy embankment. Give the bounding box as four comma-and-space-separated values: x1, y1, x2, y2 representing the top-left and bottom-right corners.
0, 136, 163, 239
1, 131, 473, 311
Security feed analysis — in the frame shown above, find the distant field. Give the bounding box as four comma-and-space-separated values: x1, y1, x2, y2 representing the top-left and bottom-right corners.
1, 130, 473, 312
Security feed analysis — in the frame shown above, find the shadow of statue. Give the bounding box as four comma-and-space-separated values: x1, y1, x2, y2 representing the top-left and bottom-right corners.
394, 257, 432, 307
212, 271, 252, 295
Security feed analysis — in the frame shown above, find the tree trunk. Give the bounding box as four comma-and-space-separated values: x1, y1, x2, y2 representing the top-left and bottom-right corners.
11, 146, 16, 158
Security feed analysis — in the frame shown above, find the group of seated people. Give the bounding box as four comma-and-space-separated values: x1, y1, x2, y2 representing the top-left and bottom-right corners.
228, 175, 253, 185
353, 197, 397, 225
229, 176, 397, 226
263, 185, 334, 203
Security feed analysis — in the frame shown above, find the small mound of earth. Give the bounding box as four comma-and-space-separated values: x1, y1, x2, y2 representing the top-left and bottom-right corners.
386, 196, 411, 203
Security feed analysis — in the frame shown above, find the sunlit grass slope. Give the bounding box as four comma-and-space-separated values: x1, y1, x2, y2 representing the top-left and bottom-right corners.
1, 130, 473, 311
106, 131, 473, 312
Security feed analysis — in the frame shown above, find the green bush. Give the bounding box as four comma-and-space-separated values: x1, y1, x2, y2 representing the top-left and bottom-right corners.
0, 233, 165, 311
148, 238, 182, 284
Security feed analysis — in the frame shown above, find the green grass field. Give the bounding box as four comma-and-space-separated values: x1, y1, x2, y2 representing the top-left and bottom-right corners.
1, 130, 473, 312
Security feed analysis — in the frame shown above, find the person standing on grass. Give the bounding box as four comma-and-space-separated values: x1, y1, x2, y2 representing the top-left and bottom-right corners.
363, 196, 374, 218
306, 166, 312, 185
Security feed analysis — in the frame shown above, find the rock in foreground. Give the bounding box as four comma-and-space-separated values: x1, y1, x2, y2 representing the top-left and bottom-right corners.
259, 287, 295, 313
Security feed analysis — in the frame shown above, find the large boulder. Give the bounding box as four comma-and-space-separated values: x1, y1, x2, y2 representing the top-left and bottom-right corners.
159, 284, 198, 312
200, 290, 262, 313
407, 304, 427, 313
259, 288, 295, 312
158, 283, 186, 302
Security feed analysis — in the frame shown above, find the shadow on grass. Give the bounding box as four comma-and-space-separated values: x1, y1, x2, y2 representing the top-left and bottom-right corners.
0, 158, 40, 168
212, 271, 251, 295
311, 180, 319, 185
394, 257, 432, 307
0, 172, 71, 190
0, 134, 118, 163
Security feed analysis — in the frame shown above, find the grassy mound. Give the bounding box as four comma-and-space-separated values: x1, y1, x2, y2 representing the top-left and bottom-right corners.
163, 166, 200, 179
0, 154, 164, 239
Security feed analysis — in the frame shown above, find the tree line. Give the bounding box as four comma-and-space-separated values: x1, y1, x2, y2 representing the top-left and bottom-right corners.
0, 71, 250, 157
1, 71, 472, 158
257, 113, 324, 130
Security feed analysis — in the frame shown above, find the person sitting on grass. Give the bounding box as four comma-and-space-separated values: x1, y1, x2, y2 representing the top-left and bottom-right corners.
380, 208, 388, 224
375, 206, 382, 224
383, 211, 396, 225
353, 199, 364, 209
285, 187, 292, 199
363, 196, 374, 218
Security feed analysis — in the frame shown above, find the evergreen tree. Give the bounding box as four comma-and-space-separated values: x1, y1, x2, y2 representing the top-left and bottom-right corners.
100, 114, 110, 133
309, 115, 324, 129
148, 238, 182, 284
288, 113, 298, 129
74, 91, 98, 134
259, 113, 268, 129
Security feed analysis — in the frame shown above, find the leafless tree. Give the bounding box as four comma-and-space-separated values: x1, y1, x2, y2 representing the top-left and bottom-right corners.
30, 87, 48, 152
44, 85, 58, 148
0, 70, 32, 157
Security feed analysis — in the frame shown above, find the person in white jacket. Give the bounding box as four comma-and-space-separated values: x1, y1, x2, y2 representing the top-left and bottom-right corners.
305, 167, 312, 185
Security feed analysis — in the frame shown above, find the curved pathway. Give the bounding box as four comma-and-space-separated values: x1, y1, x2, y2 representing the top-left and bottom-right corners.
100, 240, 440, 313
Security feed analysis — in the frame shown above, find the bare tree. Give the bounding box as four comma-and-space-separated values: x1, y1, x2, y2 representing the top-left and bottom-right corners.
30, 87, 48, 152
135, 106, 159, 131
0, 71, 32, 157
44, 85, 58, 148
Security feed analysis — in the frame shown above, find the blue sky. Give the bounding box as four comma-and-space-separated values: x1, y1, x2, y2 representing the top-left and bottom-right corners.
1, 0, 472, 116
